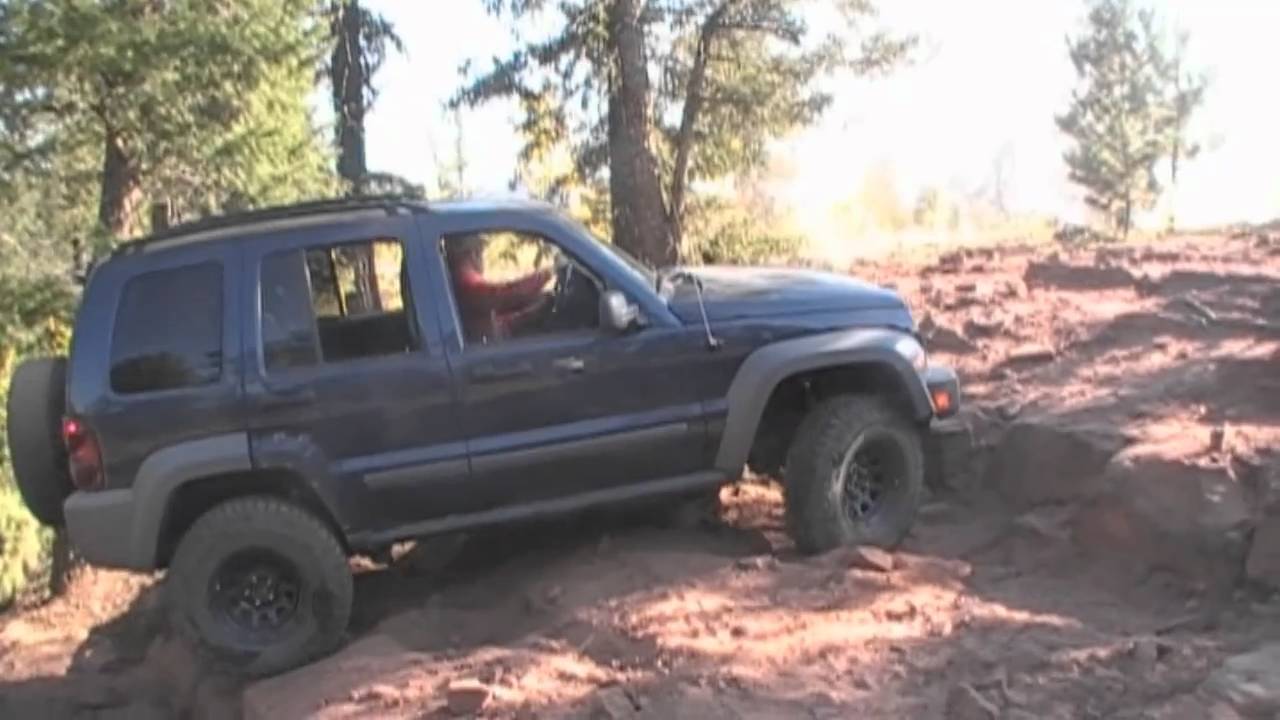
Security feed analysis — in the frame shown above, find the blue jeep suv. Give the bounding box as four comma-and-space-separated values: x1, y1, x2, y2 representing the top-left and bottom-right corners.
6, 196, 959, 675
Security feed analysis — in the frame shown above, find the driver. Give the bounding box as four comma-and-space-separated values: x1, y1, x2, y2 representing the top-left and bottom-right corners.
446, 233, 553, 343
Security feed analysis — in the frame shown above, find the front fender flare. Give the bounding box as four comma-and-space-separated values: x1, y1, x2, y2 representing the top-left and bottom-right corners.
713, 328, 932, 475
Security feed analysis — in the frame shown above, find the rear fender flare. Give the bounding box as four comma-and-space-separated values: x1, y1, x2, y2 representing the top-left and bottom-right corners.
127, 433, 252, 567
713, 328, 931, 475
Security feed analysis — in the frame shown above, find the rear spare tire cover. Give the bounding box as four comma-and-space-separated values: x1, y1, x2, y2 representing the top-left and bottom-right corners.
6, 357, 72, 526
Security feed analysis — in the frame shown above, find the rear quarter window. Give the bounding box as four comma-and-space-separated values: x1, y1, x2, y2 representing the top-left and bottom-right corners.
110, 263, 223, 394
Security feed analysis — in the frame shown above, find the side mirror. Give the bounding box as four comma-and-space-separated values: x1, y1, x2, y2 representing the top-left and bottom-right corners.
599, 290, 639, 333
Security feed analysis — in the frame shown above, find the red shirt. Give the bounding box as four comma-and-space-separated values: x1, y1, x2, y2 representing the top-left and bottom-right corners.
452, 266, 552, 341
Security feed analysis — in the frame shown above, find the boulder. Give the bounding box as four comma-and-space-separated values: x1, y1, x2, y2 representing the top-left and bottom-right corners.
1201, 644, 1280, 717
986, 418, 1126, 508
1072, 441, 1252, 588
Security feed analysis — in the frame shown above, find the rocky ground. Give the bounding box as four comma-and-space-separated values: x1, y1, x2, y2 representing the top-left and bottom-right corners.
1, 229, 1278, 719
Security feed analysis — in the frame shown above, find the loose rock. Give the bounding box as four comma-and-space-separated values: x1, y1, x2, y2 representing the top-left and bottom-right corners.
1003, 344, 1056, 366
816, 545, 895, 573
925, 325, 978, 354
394, 533, 469, 576
594, 685, 637, 719
963, 318, 1003, 338
847, 546, 895, 573
734, 556, 776, 572
447, 678, 492, 716
944, 683, 999, 720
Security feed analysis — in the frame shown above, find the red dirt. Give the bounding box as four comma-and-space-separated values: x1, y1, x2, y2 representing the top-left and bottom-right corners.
2, 231, 1278, 719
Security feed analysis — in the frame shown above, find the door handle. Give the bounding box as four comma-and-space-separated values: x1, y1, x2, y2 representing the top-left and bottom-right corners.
551, 356, 585, 373
255, 385, 317, 411
470, 360, 534, 381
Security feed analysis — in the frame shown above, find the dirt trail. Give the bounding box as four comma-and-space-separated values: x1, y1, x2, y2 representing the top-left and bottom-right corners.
2, 230, 1278, 719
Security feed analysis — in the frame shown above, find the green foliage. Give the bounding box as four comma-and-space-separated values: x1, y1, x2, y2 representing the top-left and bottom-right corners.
457, 0, 913, 261
0, 484, 46, 609
681, 178, 801, 265
1056, 0, 1206, 237
0, 0, 337, 237
685, 204, 801, 265
0, 245, 74, 610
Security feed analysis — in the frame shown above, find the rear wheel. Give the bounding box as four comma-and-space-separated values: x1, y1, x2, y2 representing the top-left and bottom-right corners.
5, 357, 72, 526
784, 395, 924, 554
167, 496, 352, 677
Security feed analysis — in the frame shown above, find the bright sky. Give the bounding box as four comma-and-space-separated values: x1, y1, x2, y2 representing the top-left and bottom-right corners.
362, 0, 1280, 230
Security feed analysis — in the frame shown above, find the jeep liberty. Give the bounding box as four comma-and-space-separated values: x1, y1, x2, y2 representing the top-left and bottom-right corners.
6, 197, 960, 675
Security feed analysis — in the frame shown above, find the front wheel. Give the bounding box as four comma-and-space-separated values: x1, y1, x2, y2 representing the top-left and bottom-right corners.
784, 395, 925, 555
167, 496, 353, 677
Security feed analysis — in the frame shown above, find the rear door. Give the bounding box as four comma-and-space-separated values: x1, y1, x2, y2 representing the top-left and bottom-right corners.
240, 213, 467, 533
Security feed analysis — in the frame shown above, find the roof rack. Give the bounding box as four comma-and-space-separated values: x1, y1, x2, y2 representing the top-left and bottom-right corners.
113, 195, 426, 254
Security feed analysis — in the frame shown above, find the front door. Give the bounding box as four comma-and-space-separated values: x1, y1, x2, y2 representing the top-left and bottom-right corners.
241, 213, 466, 532
424, 216, 708, 511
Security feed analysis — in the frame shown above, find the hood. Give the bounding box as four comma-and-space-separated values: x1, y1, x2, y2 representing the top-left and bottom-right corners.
665, 266, 907, 323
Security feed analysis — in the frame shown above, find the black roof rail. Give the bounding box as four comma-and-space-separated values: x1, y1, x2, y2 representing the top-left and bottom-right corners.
113, 194, 427, 254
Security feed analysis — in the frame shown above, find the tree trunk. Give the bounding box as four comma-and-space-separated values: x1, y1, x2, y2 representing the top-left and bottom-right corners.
668, 7, 723, 253
97, 129, 142, 240
605, 0, 675, 267
47, 527, 76, 598
332, 0, 368, 193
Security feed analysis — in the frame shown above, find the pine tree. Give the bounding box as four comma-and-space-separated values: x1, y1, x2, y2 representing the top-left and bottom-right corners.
1056, 0, 1203, 238
324, 0, 406, 195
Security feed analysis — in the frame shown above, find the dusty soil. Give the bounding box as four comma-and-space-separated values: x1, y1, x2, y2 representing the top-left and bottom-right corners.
2, 229, 1278, 719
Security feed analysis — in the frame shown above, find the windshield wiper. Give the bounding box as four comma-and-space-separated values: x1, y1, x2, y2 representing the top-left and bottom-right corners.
665, 269, 722, 351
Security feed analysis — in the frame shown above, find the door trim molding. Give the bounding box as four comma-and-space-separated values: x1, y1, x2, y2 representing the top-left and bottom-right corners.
349, 469, 726, 549
363, 457, 470, 490
471, 422, 690, 475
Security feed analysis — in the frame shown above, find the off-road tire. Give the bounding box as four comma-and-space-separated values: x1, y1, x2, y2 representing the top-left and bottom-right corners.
5, 357, 72, 526
784, 395, 924, 554
167, 496, 352, 677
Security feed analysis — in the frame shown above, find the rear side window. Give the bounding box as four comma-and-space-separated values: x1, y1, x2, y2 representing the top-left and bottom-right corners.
260, 238, 416, 372
260, 251, 321, 371
110, 263, 223, 394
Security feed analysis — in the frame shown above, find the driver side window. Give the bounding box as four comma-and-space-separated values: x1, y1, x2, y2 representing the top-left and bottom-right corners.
441, 230, 599, 347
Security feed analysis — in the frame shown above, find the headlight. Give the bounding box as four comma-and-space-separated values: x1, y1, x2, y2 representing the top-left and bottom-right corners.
893, 334, 928, 373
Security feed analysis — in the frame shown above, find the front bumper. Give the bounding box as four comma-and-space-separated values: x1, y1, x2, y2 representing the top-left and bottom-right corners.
64, 489, 148, 570
924, 365, 961, 419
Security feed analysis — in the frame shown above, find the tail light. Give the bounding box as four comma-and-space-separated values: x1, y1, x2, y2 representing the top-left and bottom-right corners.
62, 417, 104, 491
